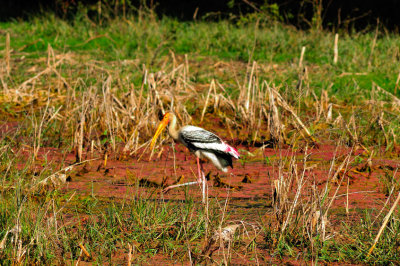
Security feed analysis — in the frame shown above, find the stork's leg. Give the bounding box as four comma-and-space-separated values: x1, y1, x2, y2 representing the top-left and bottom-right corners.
196, 157, 203, 184
162, 157, 204, 197
199, 159, 207, 204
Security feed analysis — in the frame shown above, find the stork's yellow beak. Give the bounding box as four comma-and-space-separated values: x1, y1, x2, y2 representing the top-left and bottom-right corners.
150, 114, 170, 149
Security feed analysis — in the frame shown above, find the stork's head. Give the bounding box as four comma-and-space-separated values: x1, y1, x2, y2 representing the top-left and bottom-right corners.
150, 112, 171, 149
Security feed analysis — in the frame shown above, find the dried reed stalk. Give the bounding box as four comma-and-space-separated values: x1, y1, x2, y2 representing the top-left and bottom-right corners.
269, 85, 315, 142
51, 67, 73, 91
333, 33, 339, 64
77, 104, 86, 162
267, 84, 282, 143
79, 243, 92, 258
278, 149, 309, 241
200, 80, 215, 122
324, 150, 352, 213
367, 191, 400, 257
127, 243, 133, 266
299, 46, 306, 68
47, 44, 56, 67
18, 56, 66, 90
102, 76, 117, 152
326, 103, 333, 123
377, 112, 389, 146
5, 32, 10, 75
372, 184, 395, 226
32, 97, 51, 159
0, 73, 8, 92
245, 61, 256, 112
375, 83, 400, 106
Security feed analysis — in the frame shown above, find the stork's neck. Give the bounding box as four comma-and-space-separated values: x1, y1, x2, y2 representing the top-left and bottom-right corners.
167, 114, 180, 141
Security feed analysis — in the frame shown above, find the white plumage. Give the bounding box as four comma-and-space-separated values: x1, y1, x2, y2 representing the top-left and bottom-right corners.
150, 113, 240, 202
178, 125, 240, 172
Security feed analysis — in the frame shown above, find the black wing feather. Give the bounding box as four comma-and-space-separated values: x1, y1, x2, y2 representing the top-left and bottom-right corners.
217, 153, 233, 168
180, 128, 222, 144
180, 128, 234, 169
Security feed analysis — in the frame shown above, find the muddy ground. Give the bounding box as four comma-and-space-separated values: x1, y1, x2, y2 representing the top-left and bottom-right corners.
25, 138, 399, 263
58, 143, 398, 211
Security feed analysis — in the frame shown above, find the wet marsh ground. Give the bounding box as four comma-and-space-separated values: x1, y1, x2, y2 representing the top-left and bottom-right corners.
1, 11, 400, 264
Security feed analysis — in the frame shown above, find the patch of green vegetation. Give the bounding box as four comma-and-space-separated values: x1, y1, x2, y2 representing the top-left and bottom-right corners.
0, 139, 212, 264
0, 190, 212, 263
1, 11, 400, 97
262, 193, 400, 264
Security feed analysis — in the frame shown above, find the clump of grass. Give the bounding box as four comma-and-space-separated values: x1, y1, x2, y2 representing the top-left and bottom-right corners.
261, 142, 400, 263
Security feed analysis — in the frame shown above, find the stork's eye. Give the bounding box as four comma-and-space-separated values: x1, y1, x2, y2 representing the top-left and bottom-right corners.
162, 113, 170, 121
157, 110, 164, 121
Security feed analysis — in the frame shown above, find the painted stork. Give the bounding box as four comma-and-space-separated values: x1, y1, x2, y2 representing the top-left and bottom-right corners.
150, 112, 240, 202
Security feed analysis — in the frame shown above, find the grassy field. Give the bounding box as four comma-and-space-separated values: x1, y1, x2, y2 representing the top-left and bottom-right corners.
0, 9, 400, 264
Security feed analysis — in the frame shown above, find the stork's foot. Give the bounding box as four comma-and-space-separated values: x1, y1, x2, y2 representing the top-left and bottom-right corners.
161, 181, 199, 195
162, 186, 173, 194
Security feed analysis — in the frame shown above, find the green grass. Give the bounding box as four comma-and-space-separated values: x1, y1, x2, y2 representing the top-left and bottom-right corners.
2, 13, 400, 145
262, 209, 400, 264
0, 145, 212, 263
1, 13, 399, 96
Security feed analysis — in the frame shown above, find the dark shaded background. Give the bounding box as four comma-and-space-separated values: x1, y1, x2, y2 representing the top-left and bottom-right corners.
1, 0, 400, 31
